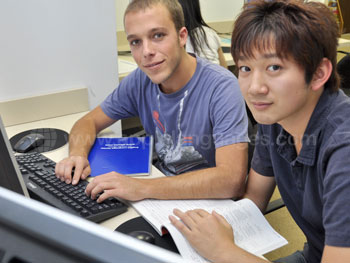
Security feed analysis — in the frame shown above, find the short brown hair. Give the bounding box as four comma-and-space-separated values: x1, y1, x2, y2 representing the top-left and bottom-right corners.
124, 0, 185, 32
231, 0, 340, 92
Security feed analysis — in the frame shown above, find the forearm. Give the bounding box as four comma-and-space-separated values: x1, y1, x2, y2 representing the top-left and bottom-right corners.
243, 169, 276, 213
216, 244, 270, 263
68, 117, 98, 157
141, 165, 246, 200
68, 106, 116, 158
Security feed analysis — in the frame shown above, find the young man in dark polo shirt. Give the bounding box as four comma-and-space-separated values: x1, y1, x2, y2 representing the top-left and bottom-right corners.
170, 1, 350, 262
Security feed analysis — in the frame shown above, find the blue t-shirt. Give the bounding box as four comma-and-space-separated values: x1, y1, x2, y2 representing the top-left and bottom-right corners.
101, 56, 248, 175
252, 89, 350, 263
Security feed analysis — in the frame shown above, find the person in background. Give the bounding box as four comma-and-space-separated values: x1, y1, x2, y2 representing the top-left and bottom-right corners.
178, 0, 228, 68
55, 0, 248, 202
170, 1, 350, 262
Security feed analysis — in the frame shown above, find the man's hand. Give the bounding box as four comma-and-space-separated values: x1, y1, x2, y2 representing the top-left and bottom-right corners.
85, 172, 148, 202
169, 209, 236, 262
55, 156, 91, 185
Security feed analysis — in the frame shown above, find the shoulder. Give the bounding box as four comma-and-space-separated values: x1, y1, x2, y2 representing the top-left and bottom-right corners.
202, 26, 220, 38
323, 91, 350, 142
196, 56, 235, 81
192, 58, 246, 113
202, 26, 221, 45
313, 91, 350, 164
195, 57, 239, 95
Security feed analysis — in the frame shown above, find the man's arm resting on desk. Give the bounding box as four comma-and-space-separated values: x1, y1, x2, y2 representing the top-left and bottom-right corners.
55, 106, 116, 184
322, 245, 350, 263
168, 169, 277, 263
243, 168, 276, 213
86, 142, 248, 202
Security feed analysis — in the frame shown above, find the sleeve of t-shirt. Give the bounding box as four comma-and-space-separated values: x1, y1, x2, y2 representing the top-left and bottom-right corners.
100, 69, 141, 120
322, 132, 350, 247
209, 71, 249, 148
250, 125, 275, 177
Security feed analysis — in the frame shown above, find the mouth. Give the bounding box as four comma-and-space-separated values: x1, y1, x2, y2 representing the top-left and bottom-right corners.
251, 101, 273, 110
144, 60, 164, 69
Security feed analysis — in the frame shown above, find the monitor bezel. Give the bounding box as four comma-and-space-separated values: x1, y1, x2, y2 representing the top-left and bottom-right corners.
0, 186, 184, 263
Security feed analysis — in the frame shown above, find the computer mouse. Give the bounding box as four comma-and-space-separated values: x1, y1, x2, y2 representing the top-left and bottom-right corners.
13, 133, 45, 153
127, 230, 155, 244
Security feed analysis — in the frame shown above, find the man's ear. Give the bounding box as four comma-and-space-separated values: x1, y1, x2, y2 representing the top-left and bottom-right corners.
178, 26, 188, 48
311, 58, 333, 91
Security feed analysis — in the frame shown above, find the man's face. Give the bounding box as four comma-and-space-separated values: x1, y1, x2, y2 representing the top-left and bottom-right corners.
124, 4, 186, 85
237, 49, 312, 126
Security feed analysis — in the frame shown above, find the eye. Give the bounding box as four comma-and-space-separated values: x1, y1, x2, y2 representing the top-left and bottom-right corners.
267, 65, 281, 71
129, 39, 140, 46
153, 32, 165, 40
239, 66, 251, 73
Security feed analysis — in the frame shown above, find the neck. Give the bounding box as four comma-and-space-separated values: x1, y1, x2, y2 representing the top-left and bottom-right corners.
160, 52, 196, 94
279, 89, 324, 155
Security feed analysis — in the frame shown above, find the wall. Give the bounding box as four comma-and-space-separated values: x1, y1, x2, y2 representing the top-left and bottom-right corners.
0, 0, 118, 110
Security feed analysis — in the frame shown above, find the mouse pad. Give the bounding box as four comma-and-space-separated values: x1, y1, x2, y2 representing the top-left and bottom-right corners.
115, 216, 179, 254
10, 128, 69, 154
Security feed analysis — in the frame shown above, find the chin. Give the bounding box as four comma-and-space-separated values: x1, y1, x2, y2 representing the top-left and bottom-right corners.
143, 70, 163, 83
149, 74, 170, 85
251, 114, 277, 125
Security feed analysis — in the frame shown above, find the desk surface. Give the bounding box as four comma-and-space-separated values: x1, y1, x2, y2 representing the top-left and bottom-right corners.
5, 112, 164, 231
339, 37, 350, 48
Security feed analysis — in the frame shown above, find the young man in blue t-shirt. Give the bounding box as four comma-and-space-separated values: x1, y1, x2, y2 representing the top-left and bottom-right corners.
55, 0, 249, 202
170, 1, 350, 262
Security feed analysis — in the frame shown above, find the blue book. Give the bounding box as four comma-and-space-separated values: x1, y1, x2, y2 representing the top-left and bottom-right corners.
88, 136, 153, 177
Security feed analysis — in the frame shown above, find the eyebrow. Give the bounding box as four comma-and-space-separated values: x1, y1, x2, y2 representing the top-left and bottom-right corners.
127, 27, 168, 41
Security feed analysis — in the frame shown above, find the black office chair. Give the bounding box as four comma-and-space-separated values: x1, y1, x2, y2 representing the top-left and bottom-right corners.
337, 51, 350, 96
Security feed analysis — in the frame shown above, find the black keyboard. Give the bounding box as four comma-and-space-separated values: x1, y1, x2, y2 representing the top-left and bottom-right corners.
15, 152, 128, 223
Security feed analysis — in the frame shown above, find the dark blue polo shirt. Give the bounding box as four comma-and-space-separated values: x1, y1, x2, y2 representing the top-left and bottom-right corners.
252, 89, 350, 263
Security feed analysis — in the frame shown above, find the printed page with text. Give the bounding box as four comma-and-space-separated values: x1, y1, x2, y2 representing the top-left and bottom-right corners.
131, 198, 288, 262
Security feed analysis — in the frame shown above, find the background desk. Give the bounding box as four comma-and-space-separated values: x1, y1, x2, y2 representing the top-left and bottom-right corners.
5, 112, 162, 231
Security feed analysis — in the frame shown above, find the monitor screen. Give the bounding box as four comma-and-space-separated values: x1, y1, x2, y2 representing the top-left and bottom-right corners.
0, 186, 184, 263
0, 116, 29, 197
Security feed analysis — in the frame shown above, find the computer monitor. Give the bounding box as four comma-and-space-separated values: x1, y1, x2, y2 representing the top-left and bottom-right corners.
0, 186, 184, 263
0, 116, 29, 197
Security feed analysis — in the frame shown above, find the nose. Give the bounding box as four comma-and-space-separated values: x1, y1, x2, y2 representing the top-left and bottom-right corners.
142, 39, 155, 58
248, 71, 268, 96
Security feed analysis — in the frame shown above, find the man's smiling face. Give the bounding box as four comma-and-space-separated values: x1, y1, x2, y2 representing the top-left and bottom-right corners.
125, 3, 186, 85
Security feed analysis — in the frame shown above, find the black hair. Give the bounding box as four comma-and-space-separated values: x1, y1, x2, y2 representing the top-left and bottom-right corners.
231, 0, 340, 91
178, 0, 215, 57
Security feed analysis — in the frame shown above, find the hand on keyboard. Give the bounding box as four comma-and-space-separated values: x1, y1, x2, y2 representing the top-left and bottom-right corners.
85, 172, 148, 202
16, 152, 127, 222
55, 155, 91, 185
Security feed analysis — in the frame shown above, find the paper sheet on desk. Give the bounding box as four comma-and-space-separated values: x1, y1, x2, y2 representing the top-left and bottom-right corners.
131, 198, 288, 262
118, 59, 138, 74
